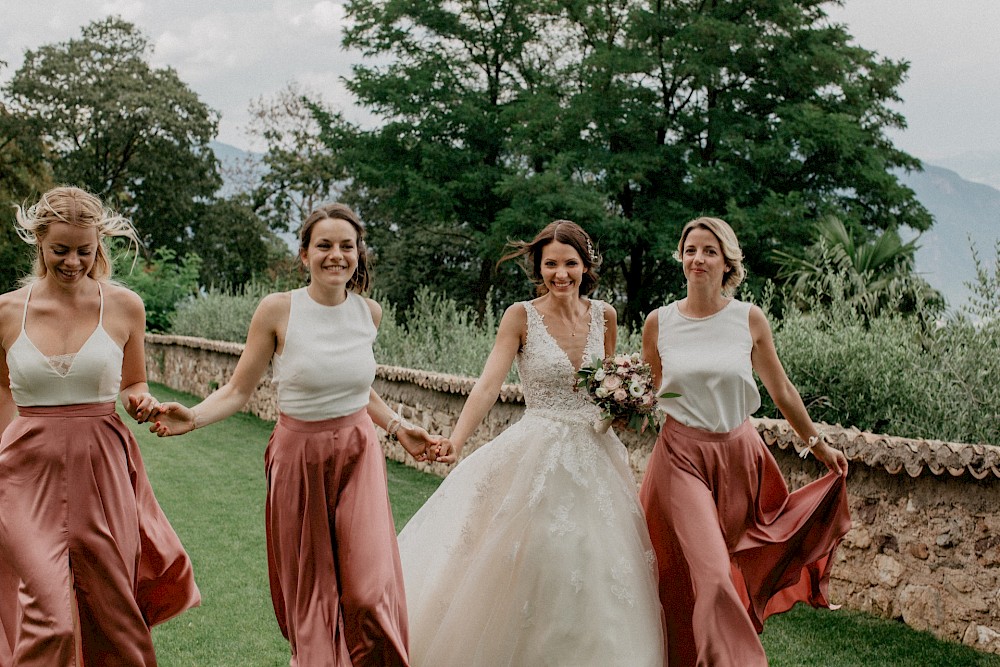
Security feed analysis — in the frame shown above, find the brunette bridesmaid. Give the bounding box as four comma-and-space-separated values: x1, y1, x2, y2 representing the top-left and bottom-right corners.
151, 203, 437, 666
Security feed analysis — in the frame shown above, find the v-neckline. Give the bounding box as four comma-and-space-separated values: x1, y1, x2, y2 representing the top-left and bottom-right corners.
19, 282, 106, 376
22, 326, 102, 377
530, 300, 595, 373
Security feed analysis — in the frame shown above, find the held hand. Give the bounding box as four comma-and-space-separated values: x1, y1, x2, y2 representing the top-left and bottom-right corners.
397, 424, 440, 462
127, 392, 161, 424
432, 438, 460, 465
812, 442, 848, 477
149, 402, 196, 437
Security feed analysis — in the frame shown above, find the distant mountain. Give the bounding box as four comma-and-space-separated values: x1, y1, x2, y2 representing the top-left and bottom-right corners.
929, 151, 1000, 191
899, 163, 1000, 311
210, 140, 263, 198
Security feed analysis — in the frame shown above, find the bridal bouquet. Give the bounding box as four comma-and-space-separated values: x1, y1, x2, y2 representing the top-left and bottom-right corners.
575, 353, 679, 434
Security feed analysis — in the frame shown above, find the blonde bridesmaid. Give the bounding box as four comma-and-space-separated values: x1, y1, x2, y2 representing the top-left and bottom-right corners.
639, 216, 852, 666
0, 186, 199, 665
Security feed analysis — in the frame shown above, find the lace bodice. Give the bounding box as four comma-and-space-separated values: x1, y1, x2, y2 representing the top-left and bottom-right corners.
517, 301, 604, 416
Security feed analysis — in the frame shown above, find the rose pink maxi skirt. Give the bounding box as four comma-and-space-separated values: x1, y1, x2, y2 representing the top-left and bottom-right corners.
265, 409, 408, 667
639, 417, 851, 667
0, 402, 200, 667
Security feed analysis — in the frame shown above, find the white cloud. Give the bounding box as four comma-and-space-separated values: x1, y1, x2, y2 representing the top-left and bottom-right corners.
3, 0, 1000, 159
287, 1, 344, 34
830, 0, 1000, 160
99, 0, 145, 22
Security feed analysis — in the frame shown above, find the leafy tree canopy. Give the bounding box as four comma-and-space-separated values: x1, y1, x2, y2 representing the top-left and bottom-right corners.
323, 0, 931, 324
3, 17, 221, 253
0, 79, 53, 291
244, 82, 347, 234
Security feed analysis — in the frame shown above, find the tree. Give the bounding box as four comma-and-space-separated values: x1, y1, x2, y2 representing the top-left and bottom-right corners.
329, 0, 596, 314
525, 0, 933, 323
191, 195, 290, 289
773, 216, 943, 317
328, 0, 932, 324
244, 82, 347, 234
0, 72, 52, 291
3, 17, 221, 253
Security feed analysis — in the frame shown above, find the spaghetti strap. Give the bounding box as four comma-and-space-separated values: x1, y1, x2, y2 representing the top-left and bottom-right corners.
97, 283, 104, 325
20, 284, 33, 332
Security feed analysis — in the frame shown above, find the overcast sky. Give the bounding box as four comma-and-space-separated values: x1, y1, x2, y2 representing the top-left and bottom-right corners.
2, 0, 999, 164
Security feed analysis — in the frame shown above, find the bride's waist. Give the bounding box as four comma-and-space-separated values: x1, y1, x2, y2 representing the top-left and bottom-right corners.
522, 406, 598, 426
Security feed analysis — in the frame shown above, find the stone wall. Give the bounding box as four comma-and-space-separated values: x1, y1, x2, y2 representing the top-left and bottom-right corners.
146, 333, 1000, 653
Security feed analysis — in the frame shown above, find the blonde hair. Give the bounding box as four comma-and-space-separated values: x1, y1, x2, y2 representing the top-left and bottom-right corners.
675, 216, 746, 296
14, 186, 141, 283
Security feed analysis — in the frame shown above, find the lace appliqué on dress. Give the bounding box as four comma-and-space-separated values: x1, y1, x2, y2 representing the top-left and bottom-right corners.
46, 353, 77, 377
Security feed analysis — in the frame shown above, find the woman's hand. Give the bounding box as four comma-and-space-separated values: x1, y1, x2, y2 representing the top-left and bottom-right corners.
397, 424, 443, 462
149, 402, 197, 437
811, 441, 848, 477
430, 438, 461, 465
127, 392, 160, 424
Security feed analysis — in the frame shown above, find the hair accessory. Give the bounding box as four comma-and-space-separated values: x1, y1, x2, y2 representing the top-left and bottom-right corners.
586, 237, 595, 262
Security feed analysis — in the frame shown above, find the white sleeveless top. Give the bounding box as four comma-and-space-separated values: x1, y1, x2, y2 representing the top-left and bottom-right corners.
272, 288, 377, 420
655, 299, 761, 432
6, 283, 123, 406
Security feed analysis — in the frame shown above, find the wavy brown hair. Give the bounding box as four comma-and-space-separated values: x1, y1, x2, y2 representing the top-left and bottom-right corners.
498, 220, 601, 296
298, 203, 371, 293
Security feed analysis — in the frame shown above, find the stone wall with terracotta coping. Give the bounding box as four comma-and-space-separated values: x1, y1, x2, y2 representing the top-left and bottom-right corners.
145, 333, 1000, 653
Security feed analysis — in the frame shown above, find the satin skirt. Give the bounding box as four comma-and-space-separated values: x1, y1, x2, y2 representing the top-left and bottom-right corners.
265, 409, 408, 667
0, 403, 200, 667
639, 417, 851, 667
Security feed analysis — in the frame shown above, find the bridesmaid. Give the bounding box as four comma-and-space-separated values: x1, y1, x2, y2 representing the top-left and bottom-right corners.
0, 186, 199, 665
151, 203, 437, 666
639, 216, 852, 666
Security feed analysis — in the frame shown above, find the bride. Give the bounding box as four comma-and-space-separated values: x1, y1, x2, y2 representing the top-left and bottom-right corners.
397, 220, 665, 666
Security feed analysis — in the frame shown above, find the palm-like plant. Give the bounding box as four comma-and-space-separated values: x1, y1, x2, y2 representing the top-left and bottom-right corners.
773, 217, 944, 318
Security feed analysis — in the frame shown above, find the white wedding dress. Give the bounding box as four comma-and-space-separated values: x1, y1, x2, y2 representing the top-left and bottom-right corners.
397, 300, 665, 666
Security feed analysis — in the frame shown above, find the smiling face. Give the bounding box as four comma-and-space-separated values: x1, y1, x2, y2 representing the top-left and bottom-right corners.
39, 222, 99, 284
681, 226, 730, 290
539, 240, 585, 297
300, 217, 360, 290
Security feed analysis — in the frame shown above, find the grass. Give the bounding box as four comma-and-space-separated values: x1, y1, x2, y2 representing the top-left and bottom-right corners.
132, 384, 1000, 666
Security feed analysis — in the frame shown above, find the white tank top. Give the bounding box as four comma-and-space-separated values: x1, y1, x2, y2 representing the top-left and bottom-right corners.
272, 288, 377, 420
655, 299, 761, 432
6, 283, 123, 406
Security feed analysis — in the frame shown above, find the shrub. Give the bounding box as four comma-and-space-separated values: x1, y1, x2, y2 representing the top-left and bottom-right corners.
374, 287, 515, 382
120, 249, 202, 332
161, 274, 998, 445
762, 261, 999, 445
169, 282, 273, 342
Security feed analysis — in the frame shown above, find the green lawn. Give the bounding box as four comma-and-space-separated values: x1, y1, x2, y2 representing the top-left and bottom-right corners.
134, 384, 1000, 666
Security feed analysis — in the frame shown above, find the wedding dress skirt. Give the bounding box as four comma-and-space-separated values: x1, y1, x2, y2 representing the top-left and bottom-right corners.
398, 405, 665, 666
